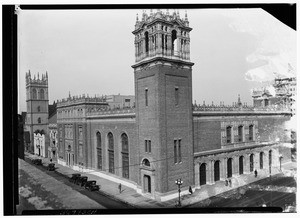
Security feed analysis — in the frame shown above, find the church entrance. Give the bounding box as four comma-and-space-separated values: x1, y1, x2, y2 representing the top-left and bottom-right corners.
143, 175, 151, 193
200, 163, 206, 185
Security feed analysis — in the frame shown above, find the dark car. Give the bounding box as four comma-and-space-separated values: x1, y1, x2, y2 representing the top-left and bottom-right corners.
84, 180, 100, 191
47, 163, 55, 171
32, 158, 42, 165
69, 173, 81, 183
76, 176, 88, 186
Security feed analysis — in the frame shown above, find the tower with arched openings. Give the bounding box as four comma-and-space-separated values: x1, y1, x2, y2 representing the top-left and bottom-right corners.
25, 71, 49, 156
132, 9, 194, 198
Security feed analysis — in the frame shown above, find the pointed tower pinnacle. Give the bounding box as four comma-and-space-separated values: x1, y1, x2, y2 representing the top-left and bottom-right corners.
37, 72, 39, 80
69, 91, 71, 99
166, 9, 169, 15
46, 71, 48, 78
237, 94, 242, 107
185, 10, 188, 21
136, 13, 139, 22
150, 9, 153, 16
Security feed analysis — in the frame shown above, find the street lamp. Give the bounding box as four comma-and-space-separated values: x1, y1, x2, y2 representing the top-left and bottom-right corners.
175, 178, 183, 207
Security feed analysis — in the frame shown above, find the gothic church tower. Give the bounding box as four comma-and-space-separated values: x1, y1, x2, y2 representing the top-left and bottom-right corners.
132, 10, 194, 199
25, 71, 49, 155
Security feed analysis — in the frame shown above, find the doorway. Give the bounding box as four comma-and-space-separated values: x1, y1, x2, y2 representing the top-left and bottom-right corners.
214, 161, 220, 182
227, 158, 232, 178
200, 163, 207, 185
143, 175, 151, 193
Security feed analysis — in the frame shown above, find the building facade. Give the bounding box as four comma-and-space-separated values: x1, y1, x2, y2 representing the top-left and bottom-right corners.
56, 10, 293, 201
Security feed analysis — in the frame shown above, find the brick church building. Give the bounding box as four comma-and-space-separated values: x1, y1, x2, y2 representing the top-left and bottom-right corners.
48, 10, 292, 201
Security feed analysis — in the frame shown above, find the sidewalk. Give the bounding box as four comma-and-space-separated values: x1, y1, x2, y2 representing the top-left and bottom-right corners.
23, 153, 296, 208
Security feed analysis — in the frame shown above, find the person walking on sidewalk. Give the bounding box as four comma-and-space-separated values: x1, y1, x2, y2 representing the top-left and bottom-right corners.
189, 186, 193, 195
229, 179, 232, 187
254, 169, 258, 178
118, 183, 122, 193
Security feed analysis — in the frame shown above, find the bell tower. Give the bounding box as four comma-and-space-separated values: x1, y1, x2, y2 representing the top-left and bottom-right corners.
25, 71, 49, 155
132, 10, 194, 199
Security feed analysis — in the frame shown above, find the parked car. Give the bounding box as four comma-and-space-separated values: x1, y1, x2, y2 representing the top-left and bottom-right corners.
69, 173, 81, 183
76, 176, 88, 186
84, 180, 100, 191
47, 163, 55, 171
32, 159, 42, 165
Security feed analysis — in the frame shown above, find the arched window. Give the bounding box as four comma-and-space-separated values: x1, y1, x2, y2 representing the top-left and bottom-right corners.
144, 31, 149, 53
260, 152, 264, 169
171, 30, 177, 54
227, 158, 233, 178
269, 150, 272, 168
200, 163, 206, 185
250, 154, 254, 172
32, 88, 37, 99
107, 132, 114, 174
239, 156, 244, 175
249, 125, 254, 141
39, 89, 45, 100
37, 106, 41, 112
226, 126, 232, 143
37, 117, 41, 124
238, 125, 244, 142
96, 132, 102, 170
214, 161, 220, 182
121, 133, 129, 179
142, 158, 150, 167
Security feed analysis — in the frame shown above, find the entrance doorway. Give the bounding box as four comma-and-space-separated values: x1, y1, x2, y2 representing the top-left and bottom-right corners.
214, 161, 220, 182
250, 154, 254, 172
143, 175, 151, 193
227, 158, 232, 178
239, 156, 244, 175
200, 163, 206, 185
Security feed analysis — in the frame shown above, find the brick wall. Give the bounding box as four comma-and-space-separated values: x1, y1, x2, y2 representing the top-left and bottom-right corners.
193, 119, 221, 153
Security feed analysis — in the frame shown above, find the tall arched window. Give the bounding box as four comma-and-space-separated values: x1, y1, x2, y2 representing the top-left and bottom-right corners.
121, 133, 129, 179
226, 126, 232, 143
144, 31, 149, 53
260, 152, 264, 169
32, 88, 37, 99
238, 125, 244, 142
239, 156, 244, 175
96, 132, 102, 170
39, 89, 45, 100
107, 132, 114, 174
269, 150, 272, 168
200, 163, 206, 185
171, 30, 177, 54
227, 158, 233, 178
250, 154, 254, 172
214, 161, 220, 182
37, 106, 41, 112
249, 125, 254, 141
37, 117, 41, 124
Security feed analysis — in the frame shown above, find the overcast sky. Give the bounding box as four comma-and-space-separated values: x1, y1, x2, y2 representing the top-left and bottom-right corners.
18, 8, 296, 113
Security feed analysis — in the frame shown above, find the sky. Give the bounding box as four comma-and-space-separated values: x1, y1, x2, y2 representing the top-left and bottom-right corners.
18, 8, 296, 113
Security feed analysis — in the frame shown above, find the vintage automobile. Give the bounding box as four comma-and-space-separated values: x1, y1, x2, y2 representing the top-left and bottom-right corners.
69, 173, 81, 183
47, 163, 55, 171
32, 158, 42, 165
76, 176, 88, 186
84, 180, 100, 191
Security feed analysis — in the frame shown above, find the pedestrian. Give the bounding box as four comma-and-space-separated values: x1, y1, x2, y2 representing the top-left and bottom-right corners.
189, 186, 193, 195
118, 183, 122, 193
254, 169, 258, 178
50, 158, 52, 163
229, 179, 232, 187
225, 180, 228, 186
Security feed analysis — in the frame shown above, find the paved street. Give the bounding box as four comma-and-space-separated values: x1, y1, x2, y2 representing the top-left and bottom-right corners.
188, 174, 296, 211
17, 158, 133, 214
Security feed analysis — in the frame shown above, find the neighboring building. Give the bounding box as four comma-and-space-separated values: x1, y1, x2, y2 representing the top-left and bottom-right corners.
48, 102, 58, 160
105, 94, 135, 109
33, 130, 46, 157
55, 10, 293, 202
24, 71, 49, 157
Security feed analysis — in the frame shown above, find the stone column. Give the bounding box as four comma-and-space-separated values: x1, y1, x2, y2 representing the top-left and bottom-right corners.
206, 161, 212, 185
177, 37, 181, 57
233, 156, 238, 176
157, 33, 162, 54
221, 157, 227, 180
211, 160, 215, 184
195, 162, 200, 188
245, 154, 250, 174
187, 41, 190, 60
